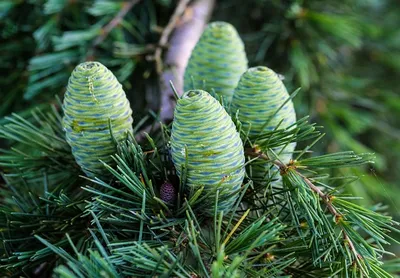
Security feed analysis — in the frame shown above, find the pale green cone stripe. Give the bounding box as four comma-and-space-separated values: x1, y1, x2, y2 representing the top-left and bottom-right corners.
231, 66, 297, 180
184, 21, 248, 103
62, 61, 133, 177
171, 90, 245, 215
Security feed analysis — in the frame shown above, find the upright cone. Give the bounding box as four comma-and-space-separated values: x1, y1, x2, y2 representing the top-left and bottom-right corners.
62, 62, 133, 177
184, 21, 248, 103
171, 90, 245, 215
231, 66, 297, 180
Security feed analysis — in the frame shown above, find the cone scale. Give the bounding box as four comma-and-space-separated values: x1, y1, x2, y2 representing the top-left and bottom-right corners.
62, 62, 133, 177
170, 90, 245, 214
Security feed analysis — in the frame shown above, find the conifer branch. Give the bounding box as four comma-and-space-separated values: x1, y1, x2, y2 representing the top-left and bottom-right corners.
154, 0, 191, 74
296, 171, 339, 217
159, 0, 215, 122
245, 148, 365, 262
295, 171, 360, 260
136, 0, 215, 140
2, 1, 399, 277
88, 0, 141, 58
244, 149, 286, 170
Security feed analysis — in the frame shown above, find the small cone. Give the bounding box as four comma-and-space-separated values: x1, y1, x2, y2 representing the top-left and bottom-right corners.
160, 182, 177, 204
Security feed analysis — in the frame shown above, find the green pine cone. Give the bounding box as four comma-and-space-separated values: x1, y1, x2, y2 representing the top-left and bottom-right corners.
171, 90, 245, 215
62, 62, 133, 177
231, 67, 297, 180
183, 21, 248, 103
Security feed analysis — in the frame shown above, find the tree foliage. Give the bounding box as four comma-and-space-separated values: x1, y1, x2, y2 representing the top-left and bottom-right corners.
0, 0, 399, 277
1, 0, 399, 212
0, 99, 398, 276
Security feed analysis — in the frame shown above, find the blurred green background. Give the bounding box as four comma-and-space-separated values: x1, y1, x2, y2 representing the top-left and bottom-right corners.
0, 0, 399, 229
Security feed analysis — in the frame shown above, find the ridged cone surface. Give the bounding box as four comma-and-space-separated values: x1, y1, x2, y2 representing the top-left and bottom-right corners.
62, 62, 133, 177
231, 66, 297, 180
183, 21, 248, 103
171, 90, 245, 214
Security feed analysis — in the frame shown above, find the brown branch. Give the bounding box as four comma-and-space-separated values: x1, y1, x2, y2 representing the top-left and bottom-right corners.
135, 121, 162, 142
294, 171, 360, 258
244, 150, 286, 170
245, 149, 361, 259
87, 0, 140, 59
159, 0, 216, 123
135, 0, 215, 142
296, 171, 340, 218
296, 171, 362, 260
154, 0, 191, 74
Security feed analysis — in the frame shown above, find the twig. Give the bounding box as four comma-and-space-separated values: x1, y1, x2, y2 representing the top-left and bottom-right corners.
244, 150, 286, 170
154, 0, 191, 74
87, 0, 140, 59
135, 122, 161, 142
245, 149, 361, 259
93, 0, 140, 46
298, 171, 361, 260
135, 0, 215, 141
134, 0, 215, 143
296, 171, 339, 217
159, 0, 215, 123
